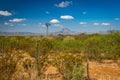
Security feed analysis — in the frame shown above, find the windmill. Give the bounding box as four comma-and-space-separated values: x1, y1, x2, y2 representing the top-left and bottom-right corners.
45, 23, 51, 36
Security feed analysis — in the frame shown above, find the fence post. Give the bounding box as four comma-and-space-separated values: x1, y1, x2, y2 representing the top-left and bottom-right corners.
86, 52, 90, 80
86, 44, 90, 80
36, 41, 39, 80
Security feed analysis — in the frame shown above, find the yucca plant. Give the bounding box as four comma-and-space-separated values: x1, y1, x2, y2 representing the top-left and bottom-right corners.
71, 64, 84, 80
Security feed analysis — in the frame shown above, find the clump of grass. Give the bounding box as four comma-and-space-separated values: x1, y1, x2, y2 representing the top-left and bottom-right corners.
0, 53, 17, 80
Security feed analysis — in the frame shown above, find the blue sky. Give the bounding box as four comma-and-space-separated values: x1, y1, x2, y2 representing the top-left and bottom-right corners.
0, 0, 120, 33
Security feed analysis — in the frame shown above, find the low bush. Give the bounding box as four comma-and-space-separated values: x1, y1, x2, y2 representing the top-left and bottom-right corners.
0, 53, 17, 80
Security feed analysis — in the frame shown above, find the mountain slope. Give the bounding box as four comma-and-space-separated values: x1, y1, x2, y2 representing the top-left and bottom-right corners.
53, 28, 78, 35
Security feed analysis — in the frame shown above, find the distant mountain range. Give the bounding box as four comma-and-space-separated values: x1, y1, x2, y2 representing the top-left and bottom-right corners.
53, 28, 78, 35
0, 32, 41, 36
0, 29, 119, 36
0, 28, 78, 36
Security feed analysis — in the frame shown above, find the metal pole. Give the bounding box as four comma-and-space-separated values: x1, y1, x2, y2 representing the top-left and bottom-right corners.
36, 41, 39, 80
45, 23, 50, 36
47, 26, 48, 36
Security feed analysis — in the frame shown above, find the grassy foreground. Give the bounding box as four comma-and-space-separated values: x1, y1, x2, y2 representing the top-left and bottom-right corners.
0, 31, 120, 80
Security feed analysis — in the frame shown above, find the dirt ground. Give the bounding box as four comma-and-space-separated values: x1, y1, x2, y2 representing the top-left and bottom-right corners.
44, 60, 120, 80
88, 60, 120, 80
11, 51, 120, 80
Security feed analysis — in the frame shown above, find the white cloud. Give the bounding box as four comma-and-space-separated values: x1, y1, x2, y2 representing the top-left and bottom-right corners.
82, 11, 87, 15
60, 15, 74, 20
93, 23, 100, 26
115, 18, 120, 20
0, 10, 12, 16
101, 22, 110, 26
50, 19, 60, 24
4, 22, 14, 26
55, 1, 72, 8
41, 25, 46, 28
9, 18, 26, 22
38, 23, 45, 27
38, 23, 42, 25
4, 22, 10, 25
45, 11, 50, 14
79, 22, 87, 25
53, 24, 63, 28
21, 24, 27, 26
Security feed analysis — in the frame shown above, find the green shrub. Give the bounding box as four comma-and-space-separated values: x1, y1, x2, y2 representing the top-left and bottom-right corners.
71, 64, 84, 80
53, 53, 83, 80
22, 59, 34, 70
38, 39, 53, 55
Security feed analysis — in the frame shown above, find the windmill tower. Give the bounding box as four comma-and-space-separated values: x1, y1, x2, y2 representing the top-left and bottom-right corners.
45, 23, 50, 36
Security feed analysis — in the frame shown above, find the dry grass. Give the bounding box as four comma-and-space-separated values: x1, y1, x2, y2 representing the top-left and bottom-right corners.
12, 50, 37, 80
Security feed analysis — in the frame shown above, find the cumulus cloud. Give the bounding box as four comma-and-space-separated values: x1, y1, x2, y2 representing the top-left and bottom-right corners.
4, 22, 10, 25
41, 25, 46, 28
0, 10, 12, 16
21, 24, 27, 26
115, 18, 120, 20
101, 22, 110, 26
45, 11, 50, 14
55, 1, 72, 8
4, 22, 14, 26
82, 11, 87, 15
53, 24, 63, 28
93, 22, 110, 26
9, 18, 26, 22
79, 22, 87, 25
50, 19, 60, 24
60, 15, 74, 20
38, 23, 42, 25
93, 23, 100, 26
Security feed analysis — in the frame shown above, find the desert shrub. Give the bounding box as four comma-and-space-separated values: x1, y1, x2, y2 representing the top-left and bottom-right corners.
0, 36, 33, 53
22, 59, 35, 70
75, 33, 89, 41
84, 35, 104, 60
101, 32, 120, 60
55, 34, 65, 40
71, 65, 84, 80
84, 31, 120, 61
51, 40, 83, 53
0, 53, 17, 80
52, 53, 84, 80
62, 40, 83, 53
38, 39, 53, 55
38, 55, 48, 76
